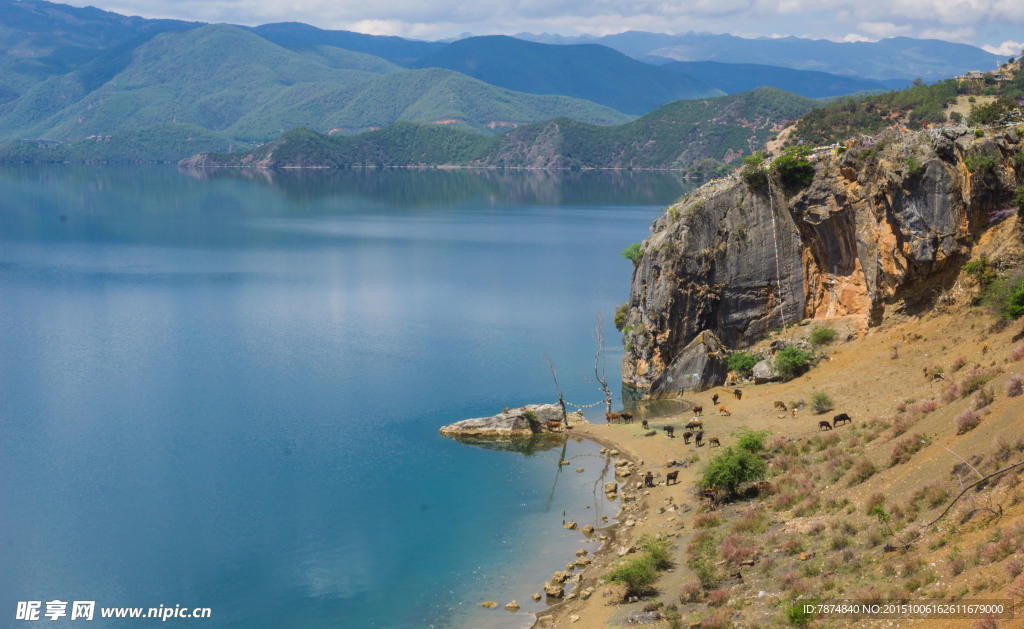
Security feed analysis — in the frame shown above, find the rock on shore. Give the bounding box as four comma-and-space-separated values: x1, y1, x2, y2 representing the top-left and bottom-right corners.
439, 404, 587, 437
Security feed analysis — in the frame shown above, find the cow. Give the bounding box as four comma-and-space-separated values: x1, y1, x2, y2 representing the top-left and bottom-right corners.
641, 419, 649, 430
791, 409, 797, 418
693, 405, 703, 416
774, 401, 787, 411
709, 436, 721, 447
686, 418, 703, 430
605, 412, 620, 423
666, 470, 679, 485
833, 412, 852, 428
644, 471, 654, 488
547, 420, 562, 431
734, 389, 743, 400
621, 412, 634, 424
664, 425, 675, 438
695, 431, 704, 447
712, 393, 719, 405
818, 420, 833, 431
717, 405, 731, 416
683, 431, 693, 444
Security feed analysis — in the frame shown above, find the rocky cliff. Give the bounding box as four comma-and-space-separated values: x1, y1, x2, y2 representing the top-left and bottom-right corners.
622, 125, 1023, 390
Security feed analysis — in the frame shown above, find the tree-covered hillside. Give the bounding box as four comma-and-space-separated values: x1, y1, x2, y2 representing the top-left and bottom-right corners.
413, 35, 722, 115
790, 62, 1024, 146
182, 87, 818, 171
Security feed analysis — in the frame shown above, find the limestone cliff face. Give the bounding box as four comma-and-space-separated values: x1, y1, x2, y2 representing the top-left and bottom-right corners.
622, 126, 1022, 389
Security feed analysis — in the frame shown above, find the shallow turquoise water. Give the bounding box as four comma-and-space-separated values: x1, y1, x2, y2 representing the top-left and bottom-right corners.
0, 167, 687, 628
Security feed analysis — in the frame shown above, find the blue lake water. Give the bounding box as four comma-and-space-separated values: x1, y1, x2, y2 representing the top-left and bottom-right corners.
0, 167, 687, 628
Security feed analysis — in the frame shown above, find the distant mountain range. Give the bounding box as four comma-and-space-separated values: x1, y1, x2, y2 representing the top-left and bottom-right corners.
0, 0, 1009, 163
661, 61, 899, 98
412, 36, 722, 115
518, 32, 1005, 82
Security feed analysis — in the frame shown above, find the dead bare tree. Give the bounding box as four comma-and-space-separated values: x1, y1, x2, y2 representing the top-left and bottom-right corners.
546, 354, 568, 426
591, 313, 613, 414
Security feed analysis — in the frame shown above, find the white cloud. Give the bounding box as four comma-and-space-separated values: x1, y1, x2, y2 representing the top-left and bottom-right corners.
54, 0, 1024, 48
856, 21, 913, 38
982, 39, 1024, 55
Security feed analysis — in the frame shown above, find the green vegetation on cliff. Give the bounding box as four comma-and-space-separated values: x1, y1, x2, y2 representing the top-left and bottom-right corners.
790, 64, 1024, 146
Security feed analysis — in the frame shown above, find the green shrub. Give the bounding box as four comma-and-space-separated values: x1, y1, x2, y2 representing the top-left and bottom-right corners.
523, 410, 540, 432
639, 535, 672, 570
735, 429, 770, 454
742, 152, 768, 187
964, 153, 999, 174
808, 325, 836, 346
727, 352, 759, 378
849, 458, 878, 486
964, 256, 997, 287
811, 390, 834, 414
905, 155, 924, 177
772, 146, 815, 191
774, 345, 812, 380
614, 303, 629, 331
700, 446, 767, 496
604, 534, 672, 596
949, 111, 963, 124
785, 599, 818, 627
622, 242, 643, 263
604, 555, 657, 596
982, 269, 1024, 320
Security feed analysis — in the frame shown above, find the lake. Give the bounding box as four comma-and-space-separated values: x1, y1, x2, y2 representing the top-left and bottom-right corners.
0, 166, 687, 627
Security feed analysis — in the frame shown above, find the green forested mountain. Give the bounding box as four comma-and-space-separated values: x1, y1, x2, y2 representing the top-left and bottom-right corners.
246, 22, 445, 65
412, 35, 722, 115
0, 24, 631, 160
182, 87, 817, 170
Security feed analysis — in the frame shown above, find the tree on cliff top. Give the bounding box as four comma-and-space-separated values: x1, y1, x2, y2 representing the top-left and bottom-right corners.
771, 146, 815, 192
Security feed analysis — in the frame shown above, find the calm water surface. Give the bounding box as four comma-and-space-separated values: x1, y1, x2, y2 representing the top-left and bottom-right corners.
0, 167, 687, 628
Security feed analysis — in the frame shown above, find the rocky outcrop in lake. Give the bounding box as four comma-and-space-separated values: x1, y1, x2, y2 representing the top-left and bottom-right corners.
439, 404, 587, 438
622, 125, 1023, 390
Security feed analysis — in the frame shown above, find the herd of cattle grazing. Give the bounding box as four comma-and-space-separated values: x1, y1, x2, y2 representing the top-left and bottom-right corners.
602, 388, 852, 452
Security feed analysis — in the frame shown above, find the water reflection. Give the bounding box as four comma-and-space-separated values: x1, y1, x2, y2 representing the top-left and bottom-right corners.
178, 167, 693, 207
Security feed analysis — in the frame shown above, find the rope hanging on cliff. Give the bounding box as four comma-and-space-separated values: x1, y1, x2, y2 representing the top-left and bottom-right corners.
765, 174, 787, 330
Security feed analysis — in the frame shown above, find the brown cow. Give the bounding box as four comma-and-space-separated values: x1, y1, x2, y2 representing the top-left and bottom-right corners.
664, 425, 675, 438
682, 431, 693, 444
711, 393, 719, 405
547, 420, 562, 431
621, 412, 634, 423
686, 418, 703, 430
733, 389, 742, 400
666, 470, 679, 485
717, 405, 731, 416
605, 413, 620, 423
641, 419, 649, 430
791, 409, 797, 418
693, 405, 703, 416
818, 420, 833, 431
709, 436, 721, 447
774, 401, 787, 411
644, 471, 654, 488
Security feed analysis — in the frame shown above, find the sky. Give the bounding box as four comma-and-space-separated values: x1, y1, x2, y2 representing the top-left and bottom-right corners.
63, 0, 1024, 56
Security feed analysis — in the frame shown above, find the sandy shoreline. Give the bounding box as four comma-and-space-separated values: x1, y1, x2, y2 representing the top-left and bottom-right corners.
526, 418, 705, 628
